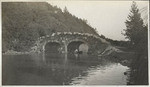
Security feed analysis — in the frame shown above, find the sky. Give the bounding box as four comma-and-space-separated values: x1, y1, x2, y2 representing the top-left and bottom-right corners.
48, 1, 148, 41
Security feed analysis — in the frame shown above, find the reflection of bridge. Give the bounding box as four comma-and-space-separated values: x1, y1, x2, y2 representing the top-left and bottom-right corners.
32, 32, 109, 54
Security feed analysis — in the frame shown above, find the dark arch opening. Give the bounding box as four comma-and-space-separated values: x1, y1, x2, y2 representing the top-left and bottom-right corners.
45, 42, 61, 54
67, 41, 88, 54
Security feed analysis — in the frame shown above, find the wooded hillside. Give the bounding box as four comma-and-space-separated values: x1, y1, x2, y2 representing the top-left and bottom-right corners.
2, 2, 99, 52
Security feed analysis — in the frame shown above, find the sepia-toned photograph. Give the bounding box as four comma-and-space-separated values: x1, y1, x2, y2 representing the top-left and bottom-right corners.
1, 0, 149, 86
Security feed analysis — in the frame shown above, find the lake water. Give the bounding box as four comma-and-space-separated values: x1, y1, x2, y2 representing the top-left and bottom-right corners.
2, 53, 129, 85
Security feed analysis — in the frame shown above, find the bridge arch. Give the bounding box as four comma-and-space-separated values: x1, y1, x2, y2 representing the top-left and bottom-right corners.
44, 41, 62, 53
67, 39, 89, 54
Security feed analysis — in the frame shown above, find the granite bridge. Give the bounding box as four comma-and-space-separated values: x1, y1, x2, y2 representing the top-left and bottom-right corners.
32, 32, 109, 54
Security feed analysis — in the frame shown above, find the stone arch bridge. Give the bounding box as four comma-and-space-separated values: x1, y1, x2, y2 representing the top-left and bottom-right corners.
32, 32, 109, 54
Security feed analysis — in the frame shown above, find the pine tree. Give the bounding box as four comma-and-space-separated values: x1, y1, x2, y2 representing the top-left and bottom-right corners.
124, 1, 148, 85
124, 1, 144, 47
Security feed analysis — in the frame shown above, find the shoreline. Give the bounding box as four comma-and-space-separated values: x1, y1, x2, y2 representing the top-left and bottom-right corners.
2, 50, 34, 55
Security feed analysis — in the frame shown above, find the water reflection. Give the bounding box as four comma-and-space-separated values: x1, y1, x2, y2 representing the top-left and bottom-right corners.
2, 53, 128, 85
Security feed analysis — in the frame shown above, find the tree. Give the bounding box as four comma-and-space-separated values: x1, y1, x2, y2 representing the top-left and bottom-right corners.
123, 1, 144, 47
63, 6, 69, 13
123, 1, 148, 85
100, 34, 106, 39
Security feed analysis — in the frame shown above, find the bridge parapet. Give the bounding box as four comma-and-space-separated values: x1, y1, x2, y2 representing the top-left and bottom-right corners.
38, 32, 109, 44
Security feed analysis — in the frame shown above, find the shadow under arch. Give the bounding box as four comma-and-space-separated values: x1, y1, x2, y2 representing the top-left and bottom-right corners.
67, 39, 89, 54
44, 41, 61, 54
